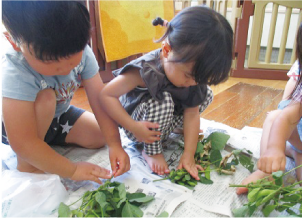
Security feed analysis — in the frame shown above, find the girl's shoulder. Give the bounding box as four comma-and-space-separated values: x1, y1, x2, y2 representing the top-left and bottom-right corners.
112, 49, 161, 77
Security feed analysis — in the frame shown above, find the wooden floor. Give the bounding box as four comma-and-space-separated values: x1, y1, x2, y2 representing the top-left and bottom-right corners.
71, 77, 287, 130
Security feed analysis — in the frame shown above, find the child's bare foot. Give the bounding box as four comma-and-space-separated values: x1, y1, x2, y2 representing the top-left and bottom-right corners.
285, 143, 302, 182
236, 170, 269, 195
142, 150, 170, 175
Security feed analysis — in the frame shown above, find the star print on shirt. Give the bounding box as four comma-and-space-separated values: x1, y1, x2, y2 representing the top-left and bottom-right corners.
60, 121, 72, 134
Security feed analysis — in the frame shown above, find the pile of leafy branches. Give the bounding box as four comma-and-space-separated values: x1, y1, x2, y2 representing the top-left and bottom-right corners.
58, 180, 154, 217
154, 168, 213, 189
157, 132, 255, 188
230, 166, 302, 217
194, 132, 254, 176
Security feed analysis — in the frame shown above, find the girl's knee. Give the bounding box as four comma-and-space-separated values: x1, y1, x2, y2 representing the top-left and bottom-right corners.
263, 110, 281, 127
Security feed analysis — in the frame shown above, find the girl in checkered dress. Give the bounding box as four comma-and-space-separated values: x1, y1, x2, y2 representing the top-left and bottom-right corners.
101, 6, 233, 178
237, 23, 302, 195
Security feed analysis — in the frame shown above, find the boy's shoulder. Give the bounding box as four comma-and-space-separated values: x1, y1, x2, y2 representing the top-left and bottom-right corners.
3, 44, 30, 72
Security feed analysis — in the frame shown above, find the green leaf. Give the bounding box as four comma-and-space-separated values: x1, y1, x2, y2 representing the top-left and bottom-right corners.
272, 171, 283, 178
198, 175, 213, 184
246, 150, 253, 154
109, 181, 122, 187
95, 192, 106, 204
239, 154, 254, 172
207, 132, 230, 150
71, 210, 83, 217
286, 208, 298, 216
230, 157, 239, 165
233, 149, 242, 156
122, 201, 144, 217
272, 171, 283, 186
117, 198, 127, 208
126, 193, 146, 200
232, 205, 248, 217
129, 195, 154, 204
262, 205, 276, 217
195, 142, 204, 154
248, 204, 257, 216
58, 203, 71, 217
280, 194, 300, 202
156, 211, 169, 217
117, 183, 127, 199
209, 149, 222, 167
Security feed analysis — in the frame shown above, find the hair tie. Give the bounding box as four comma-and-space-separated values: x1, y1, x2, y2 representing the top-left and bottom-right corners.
152, 17, 168, 27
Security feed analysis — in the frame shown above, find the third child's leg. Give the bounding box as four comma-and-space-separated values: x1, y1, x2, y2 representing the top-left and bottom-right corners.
237, 110, 282, 194
17, 88, 56, 173
286, 126, 302, 182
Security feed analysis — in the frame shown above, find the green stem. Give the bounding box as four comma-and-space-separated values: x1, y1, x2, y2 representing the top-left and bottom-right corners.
283, 164, 302, 177
92, 210, 100, 217
68, 196, 84, 207
153, 177, 169, 182
230, 165, 302, 188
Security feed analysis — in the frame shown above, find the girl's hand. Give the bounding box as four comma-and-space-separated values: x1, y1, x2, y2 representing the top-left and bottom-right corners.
258, 148, 286, 174
132, 121, 161, 144
70, 162, 112, 184
177, 152, 203, 180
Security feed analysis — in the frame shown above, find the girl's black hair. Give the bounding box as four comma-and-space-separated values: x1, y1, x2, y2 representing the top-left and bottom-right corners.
155, 6, 233, 85
2, 1, 91, 61
289, 22, 302, 100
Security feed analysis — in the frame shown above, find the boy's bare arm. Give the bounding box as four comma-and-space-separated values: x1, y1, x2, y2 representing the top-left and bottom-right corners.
2, 97, 77, 177
82, 73, 130, 177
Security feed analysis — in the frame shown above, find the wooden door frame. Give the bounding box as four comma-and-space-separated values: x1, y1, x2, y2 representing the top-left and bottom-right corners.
231, 0, 288, 80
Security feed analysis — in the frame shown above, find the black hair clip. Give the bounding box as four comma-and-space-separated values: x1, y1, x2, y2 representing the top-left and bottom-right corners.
152, 17, 168, 27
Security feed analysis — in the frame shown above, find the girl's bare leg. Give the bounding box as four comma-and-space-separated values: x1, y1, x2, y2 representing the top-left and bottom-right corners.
286, 127, 302, 182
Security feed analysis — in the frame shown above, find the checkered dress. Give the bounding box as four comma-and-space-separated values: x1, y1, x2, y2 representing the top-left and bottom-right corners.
124, 86, 213, 155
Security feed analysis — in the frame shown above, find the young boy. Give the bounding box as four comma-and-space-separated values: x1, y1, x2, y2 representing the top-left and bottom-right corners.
2, 1, 130, 184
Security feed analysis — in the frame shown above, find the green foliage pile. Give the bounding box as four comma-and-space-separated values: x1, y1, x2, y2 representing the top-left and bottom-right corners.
230, 166, 302, 217
194, 132, 254, 175
58, 180, 154, 217
154, 168, 213, 189
159, 132, 255, 189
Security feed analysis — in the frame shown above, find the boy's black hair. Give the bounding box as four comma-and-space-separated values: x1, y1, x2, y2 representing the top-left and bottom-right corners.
156, 6, 233, 85
2, 1, 91, 61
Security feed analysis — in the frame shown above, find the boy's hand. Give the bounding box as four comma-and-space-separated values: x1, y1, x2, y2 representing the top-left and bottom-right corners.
109, 146, 131, 177
70, 162, 112, 184
132, 121, 161, 144
177, 152, 203, 180
258, 148, 286, 174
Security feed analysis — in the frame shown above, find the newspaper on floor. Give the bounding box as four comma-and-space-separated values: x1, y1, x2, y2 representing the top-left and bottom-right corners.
1, 118, 300, 217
